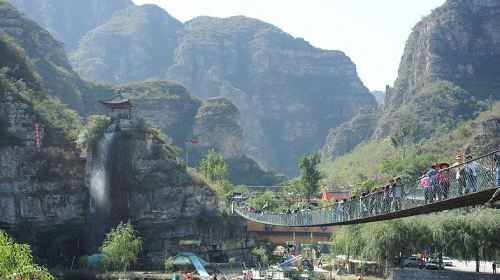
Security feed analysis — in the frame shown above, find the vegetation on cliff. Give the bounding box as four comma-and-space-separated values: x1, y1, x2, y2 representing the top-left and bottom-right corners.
0, 1, 84, 112
321, 101, 500, 188
0, 31, 81, 143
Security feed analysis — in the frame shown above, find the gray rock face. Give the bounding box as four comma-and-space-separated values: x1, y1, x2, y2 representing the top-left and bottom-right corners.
323, 0, 500, 159
192, 97, 243, 159
167, 16, 376, 175
386, 0, 500, 109
472, 117, 500, 154
70, 5, 182, 83
9, 0, 133, 51
11, 0, 376, 175
0, 92, 87, 227
83, 123, 251, 267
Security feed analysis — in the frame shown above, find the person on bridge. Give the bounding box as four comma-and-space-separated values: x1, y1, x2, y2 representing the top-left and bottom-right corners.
437, 163, 452, 200
452, 155, 466, 195
495, 146, 500, 187
465, 155, 479, 193
421, 172, 432, 204
493, 261, 496, 274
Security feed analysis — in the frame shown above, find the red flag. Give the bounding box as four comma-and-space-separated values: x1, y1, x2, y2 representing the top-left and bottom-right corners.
189, 138, 198, 144
322, 185, 331, 202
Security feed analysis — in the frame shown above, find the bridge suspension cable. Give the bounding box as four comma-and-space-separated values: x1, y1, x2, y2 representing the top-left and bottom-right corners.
234, 149, 500, 227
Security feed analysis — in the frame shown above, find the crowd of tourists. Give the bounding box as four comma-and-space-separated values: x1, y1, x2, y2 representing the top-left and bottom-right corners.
237, 147, 500, 225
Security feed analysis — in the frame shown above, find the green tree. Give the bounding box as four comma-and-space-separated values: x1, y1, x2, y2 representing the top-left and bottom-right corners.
199, 149, 229, 182
0, 230, 54, 280
298, 153, 325, 202
100, 222, 143, 272
249, 191, 279, 212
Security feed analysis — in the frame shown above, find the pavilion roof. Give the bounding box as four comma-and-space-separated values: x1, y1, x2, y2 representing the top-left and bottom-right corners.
98, 93, 136, 108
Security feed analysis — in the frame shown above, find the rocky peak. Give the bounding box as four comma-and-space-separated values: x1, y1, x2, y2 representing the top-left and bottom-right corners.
70, 4, 182, 83
167, 15, 375, 175
192, 97, 243, 160
387, 0, 500, 109
0, 1, 84, 112
9, 0, 133, 51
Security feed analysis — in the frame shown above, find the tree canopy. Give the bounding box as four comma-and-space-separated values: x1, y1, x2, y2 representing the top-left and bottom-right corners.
0, 230, 54, 280
331, 209, 500, 272
100, 222, 143, 272
298, 153, 324, 202
199, 148, 229, 182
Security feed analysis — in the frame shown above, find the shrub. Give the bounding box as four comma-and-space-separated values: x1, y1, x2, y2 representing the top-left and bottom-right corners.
100, 222, 143, 272
0, 230, 55, 280
76, 115, 112, 148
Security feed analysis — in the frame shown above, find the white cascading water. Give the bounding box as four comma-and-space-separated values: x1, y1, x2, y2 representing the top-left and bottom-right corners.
89, 129, 116, 215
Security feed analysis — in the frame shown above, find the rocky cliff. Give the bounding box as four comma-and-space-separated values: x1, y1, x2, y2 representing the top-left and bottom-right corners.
191, 97, 243, 160
83, 120, 250, 268
11, 0, 376, 175
323, 0, 500, 159
70, 4, 181, 83
0, 1, 84, 112
166, 16, 376, 175
9, 0, 133, 51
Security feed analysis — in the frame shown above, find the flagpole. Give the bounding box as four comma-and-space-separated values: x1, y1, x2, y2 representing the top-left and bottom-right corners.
186, 141, 189, 166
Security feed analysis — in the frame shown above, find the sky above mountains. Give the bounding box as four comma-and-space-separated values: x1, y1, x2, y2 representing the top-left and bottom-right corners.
132, 0, 445, 92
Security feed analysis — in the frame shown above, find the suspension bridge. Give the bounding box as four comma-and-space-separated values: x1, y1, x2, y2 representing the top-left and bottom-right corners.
234, 150, 500, 227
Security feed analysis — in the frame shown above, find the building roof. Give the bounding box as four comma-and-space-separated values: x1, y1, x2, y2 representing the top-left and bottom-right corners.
98, 93, 136, 109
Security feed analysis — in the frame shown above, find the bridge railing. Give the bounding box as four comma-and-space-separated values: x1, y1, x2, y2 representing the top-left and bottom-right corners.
234, 149, 500, 226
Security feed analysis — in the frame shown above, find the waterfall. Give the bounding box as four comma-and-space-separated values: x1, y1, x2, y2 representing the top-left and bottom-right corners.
89, 126, 117, 215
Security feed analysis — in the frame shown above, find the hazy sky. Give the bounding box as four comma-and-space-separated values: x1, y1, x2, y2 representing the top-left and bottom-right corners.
132, 0, 445, 91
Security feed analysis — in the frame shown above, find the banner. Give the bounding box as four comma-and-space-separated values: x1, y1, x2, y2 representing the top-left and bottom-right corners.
34, 119, 41, 152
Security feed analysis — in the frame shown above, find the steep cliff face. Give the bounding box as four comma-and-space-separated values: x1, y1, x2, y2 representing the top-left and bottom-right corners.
167, 16, 376, 175
71, 4, 181, 83
84, 122, 253, 267
9, 0, 133, 51
0, 92, 87, 227
0, 90, 88, 266
323, 0, 500, 159
12, 0, 376, 175
192, 97, 243, 160
0, 1, 84, 112
387, 0, 500, 109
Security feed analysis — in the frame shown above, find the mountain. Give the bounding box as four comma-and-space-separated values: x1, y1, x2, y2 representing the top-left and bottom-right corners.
0, 1, 84, 112
0, 12, 254, 267
323, 0, 500, 159
165, 16, 376, 175
70, 4, 181, 83
9, 0, 133, 51
10, 0, 376, 175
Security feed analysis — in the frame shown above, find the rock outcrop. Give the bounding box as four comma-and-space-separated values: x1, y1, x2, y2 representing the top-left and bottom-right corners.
322, 106, 378, 159
83, 120, 253, 267
167, 16, 376, 175
9, 0, 133, 51
0, 1, 84, 112
70, 4, 181, 83
0, 91, 88, 266
192, 97, 243, 160
323, 0, 500, 159
11, 0, 377, 175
